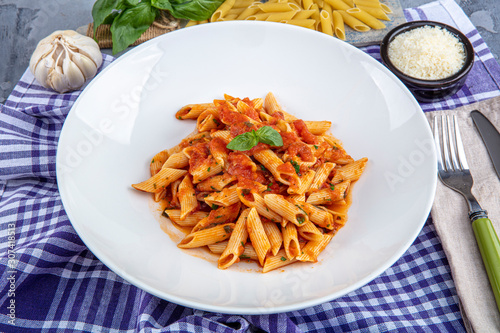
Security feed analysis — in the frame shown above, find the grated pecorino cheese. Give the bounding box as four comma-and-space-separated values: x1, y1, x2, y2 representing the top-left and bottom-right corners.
388, 26, 466, 80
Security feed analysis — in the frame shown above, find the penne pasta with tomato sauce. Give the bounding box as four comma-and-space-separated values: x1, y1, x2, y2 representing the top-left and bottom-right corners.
132, 92, 367, 272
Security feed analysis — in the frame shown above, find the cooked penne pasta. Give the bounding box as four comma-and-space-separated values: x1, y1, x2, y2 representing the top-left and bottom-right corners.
132, 168, 187, 193
264, 194, 309, 226
298, 222, 324, 241
132, 93, 367, 273
204, 186, 240, 207
246, 207, 271, 266
150, 150, 169, 176
331, 157, 368, 183
178, 175, 199, 219
282, 222, 300, 259
306, 180, 350, 205
263, 221, 283, 255
296, 232, 334, 262
218, 208, 250, 269
164, 210, 209, 227
178, 223, 235, 248
262, 249, 299, 273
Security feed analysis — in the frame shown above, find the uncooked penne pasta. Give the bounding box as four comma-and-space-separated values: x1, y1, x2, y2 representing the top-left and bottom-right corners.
338, 10, 370, 32
211, 0, 237, 21
323, 0, 350, 10
356, 5, 390, 20
346, 8, 385, 29
332, 10, 346, 40
320, 10, 334, 36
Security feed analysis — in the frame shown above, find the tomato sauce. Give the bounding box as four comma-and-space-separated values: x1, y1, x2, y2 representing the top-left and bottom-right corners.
293, 119, 319, 144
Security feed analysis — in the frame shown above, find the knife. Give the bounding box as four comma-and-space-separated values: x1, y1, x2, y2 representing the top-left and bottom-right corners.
471, 110, 500, 180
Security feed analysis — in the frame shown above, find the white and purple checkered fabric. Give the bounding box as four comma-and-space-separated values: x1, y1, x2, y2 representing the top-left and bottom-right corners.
1, 0, 500, 332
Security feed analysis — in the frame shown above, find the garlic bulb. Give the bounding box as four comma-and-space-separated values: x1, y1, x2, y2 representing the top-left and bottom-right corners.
29, 30, 103, 93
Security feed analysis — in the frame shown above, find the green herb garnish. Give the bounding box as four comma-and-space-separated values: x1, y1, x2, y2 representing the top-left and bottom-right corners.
226, 126, 283, 151
290, 160, 301, 176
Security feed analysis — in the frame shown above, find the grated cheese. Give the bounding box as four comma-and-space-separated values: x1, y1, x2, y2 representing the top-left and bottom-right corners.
388, 26, 466, 80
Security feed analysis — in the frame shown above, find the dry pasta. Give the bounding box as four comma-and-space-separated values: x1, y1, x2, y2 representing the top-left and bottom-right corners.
132, 92, 367, 273
186, 0, 393, 40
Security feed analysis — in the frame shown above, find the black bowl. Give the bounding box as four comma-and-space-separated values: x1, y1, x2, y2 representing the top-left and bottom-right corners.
380, 21, 474, 103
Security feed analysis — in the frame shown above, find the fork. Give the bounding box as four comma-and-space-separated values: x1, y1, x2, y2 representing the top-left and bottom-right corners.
433, 115, 500, 312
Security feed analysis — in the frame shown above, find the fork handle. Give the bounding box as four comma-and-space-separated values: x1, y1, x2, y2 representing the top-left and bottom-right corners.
472, 217, 500, 312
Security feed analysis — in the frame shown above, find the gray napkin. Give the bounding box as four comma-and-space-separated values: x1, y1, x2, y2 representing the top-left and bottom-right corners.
425, 96, 500, 332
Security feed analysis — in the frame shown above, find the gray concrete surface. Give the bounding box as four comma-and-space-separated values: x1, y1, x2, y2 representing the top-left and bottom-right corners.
1, 0, 499, 103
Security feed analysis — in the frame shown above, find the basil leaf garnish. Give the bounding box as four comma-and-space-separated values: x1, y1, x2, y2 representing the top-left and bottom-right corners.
226, 131, 259, 151
256, 126, 284, 147
226, 126, 283, 151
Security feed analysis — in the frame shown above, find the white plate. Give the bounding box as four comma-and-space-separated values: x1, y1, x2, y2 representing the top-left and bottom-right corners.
57, 21, 437, 314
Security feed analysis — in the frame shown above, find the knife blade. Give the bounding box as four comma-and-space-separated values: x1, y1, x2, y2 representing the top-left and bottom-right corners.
471, 110, 500, 180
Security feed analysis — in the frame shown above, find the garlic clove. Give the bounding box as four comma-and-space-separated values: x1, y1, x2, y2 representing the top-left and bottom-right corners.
71, 53, 97, 80
33, 51, 56, 89
49, 65, 71, 93
29, 42, 54, 75
62, 56, 85, 90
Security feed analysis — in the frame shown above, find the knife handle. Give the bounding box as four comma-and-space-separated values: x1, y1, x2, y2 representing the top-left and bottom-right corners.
472, 217, 500, 312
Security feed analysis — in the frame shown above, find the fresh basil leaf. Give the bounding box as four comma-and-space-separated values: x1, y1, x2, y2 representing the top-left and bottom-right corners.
226, 131, 259, 151
256, 126, 283, 147
110, 2, 158, 54
102, 11, 120, 24
154, 0, 225, 21
92, 0, 125, 35
124, 0, 141, 6
151, 0, 174, 12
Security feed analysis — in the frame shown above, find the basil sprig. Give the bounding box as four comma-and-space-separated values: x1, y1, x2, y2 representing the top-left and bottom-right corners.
92, 0, 225, 54
227, 126, 283, 151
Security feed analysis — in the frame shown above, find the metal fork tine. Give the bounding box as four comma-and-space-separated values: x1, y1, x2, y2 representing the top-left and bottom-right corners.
446, 115, 461, 171
452, 114, 470, 170
433, 116, 444, 172
441, 115, 453, 172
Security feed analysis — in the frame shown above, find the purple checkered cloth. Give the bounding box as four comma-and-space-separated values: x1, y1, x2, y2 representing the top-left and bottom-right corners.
1, 0, 500, 332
